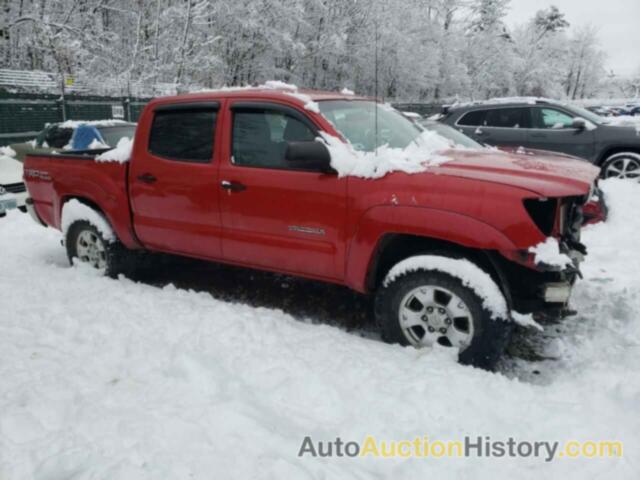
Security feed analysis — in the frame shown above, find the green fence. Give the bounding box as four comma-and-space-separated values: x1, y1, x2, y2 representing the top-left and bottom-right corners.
0, 90, 151, 146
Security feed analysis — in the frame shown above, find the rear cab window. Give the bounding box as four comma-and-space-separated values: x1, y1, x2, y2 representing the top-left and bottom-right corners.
148, 103, 218, 163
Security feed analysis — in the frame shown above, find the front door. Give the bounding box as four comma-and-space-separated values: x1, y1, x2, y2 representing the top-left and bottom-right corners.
218, 101, 347, 281
527, 107, 595, 160
129, 102, 223, 259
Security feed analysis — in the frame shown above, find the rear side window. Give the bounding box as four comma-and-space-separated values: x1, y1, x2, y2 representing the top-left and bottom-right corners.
457, 110, 486, 126
484, 108, 529, 128
149, 107, 217, 163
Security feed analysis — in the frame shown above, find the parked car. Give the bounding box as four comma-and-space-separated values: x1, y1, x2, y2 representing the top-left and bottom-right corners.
585, 105, 612, 117
24, 88, 599, 369
10, 120, 136, 162
438, 98, 640, 181
0, 147, 27, 212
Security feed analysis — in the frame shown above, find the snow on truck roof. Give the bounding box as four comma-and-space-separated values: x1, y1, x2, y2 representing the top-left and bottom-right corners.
151, 81, 368, 113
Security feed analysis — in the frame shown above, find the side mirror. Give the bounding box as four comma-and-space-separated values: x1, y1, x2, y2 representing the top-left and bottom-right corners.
571, 118, 587, 130
285, 141, 333, 173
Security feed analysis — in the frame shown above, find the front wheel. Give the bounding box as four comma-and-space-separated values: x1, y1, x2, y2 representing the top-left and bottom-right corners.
375, 269, 512, 370
601, 152, 640, 181
66, 220, 134, 278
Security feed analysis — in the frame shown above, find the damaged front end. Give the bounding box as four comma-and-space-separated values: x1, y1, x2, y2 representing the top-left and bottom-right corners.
497, 188, 595, 322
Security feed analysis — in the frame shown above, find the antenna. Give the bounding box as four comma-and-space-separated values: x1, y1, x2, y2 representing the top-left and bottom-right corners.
374, 18, 379, 155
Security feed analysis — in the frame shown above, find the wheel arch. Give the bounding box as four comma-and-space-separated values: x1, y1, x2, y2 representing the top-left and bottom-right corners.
596, 146, 640, 166
363, 233, 513, 309
58, 194, 141, 249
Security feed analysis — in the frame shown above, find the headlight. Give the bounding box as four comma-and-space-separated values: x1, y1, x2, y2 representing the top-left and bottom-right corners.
523, 198, 558, 236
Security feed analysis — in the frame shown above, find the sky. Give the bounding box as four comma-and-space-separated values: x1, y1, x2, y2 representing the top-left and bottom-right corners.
506, 0, 640, 77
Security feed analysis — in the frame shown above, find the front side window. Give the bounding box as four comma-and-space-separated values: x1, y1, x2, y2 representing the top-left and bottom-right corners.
534, 108, 575, 129
149, 107, 217, 162
484, 108, 529, 128
232, 108, 316, 169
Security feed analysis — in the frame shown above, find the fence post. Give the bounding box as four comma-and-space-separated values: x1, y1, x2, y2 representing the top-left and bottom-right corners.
124, 98, 131, 122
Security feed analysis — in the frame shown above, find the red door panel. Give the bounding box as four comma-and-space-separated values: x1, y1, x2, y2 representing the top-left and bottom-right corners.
218, 167, 347, 280
129, 102, 223, 259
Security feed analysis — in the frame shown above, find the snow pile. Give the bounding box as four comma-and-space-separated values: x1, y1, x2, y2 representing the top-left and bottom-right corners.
95, 137, 133, 163
384, 255, 508, 320
88, 139, 109, 150
340, 87, 355, 95
320, 130, 452, 179
0, 145, 16, 158
60, 199, 116, 242
529, 237, 573, 268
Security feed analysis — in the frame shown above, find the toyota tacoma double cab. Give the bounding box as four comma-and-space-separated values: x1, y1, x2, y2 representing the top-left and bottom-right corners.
24, 87, 599, 369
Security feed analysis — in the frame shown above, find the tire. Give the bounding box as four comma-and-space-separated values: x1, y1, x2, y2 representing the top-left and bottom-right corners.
375, 269, 512, 370
65, 220, 135, 278
601, 152, 640, 181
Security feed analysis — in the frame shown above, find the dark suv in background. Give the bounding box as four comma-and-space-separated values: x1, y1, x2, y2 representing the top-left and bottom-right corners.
438, 99, 640, 181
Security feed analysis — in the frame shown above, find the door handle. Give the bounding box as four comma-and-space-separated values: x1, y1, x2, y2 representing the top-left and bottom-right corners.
137, 173, 157, 184
474, 127, 485, 136
220, 180, 246, 192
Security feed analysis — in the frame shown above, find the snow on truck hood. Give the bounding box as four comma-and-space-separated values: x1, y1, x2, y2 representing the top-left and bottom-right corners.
426, 148, 599, 198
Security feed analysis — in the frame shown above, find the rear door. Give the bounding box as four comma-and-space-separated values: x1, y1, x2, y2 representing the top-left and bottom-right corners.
455, 107, 529, 147
526, 107, 595, 159
217, 101, 348, 281
129, 102, 223, 259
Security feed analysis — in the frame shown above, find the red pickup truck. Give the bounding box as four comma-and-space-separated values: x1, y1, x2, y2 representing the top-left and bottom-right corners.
24, 87, 599, 369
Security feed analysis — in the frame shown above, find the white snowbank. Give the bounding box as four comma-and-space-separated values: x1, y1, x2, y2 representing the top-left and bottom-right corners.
95, 137, 133, 163
340, 87, 355, 95
60, 199, 116, 242
529, 237, 573, 268
320, 130, 452, 179
384, 255, 508, 320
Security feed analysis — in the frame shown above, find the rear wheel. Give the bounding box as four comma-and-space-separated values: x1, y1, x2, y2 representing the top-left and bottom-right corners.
66, 220, 135, 278
375, 269, 512, 370
601, 152, 640, 181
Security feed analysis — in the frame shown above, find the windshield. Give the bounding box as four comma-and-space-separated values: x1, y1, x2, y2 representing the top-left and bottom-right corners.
317, 100, 422, 152
419, 121, 483, 149
567, 105, 604, 125
98, 125, 136, 147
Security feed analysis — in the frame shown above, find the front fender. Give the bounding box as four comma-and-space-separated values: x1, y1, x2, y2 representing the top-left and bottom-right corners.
345, 205, 519, 293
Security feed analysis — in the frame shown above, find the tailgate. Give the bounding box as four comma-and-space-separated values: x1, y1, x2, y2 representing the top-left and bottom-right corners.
24, 153, 129, 230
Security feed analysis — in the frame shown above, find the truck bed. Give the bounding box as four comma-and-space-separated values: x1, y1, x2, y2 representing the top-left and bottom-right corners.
24, 152, 140, 248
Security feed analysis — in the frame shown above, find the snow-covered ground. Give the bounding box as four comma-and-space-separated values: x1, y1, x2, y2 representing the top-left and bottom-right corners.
1, 180, 639, 479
